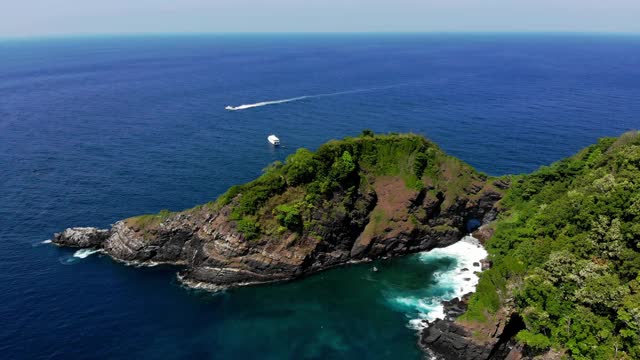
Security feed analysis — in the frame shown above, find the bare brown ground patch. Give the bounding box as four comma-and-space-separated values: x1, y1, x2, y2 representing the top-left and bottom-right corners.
374, 176, 416, 221
456, 308, 512, 344
360, 176, 418, 243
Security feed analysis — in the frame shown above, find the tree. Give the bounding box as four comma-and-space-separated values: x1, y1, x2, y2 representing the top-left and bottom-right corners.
330, 151, 356, 182
361, 129, 374, 137
516, 330, 551, 352
237, 218, 260, 240
274, 203, 302, 231
284, 148, 317, 185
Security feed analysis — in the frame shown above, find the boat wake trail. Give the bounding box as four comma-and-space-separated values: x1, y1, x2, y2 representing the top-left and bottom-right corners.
225, 96, 308, 111
225, 84, 405, 111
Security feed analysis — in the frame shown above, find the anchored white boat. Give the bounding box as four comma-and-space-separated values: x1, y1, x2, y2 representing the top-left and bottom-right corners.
268, 134, 280, 146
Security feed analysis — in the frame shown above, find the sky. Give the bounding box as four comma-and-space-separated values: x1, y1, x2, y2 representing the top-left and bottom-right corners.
1, 0, 640, 37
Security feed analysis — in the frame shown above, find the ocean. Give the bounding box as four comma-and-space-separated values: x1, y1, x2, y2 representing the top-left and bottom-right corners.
1, 33, 638, 359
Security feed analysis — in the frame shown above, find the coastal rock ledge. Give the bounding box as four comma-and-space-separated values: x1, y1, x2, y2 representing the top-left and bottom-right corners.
420, 299, 526, 360
53, 176, 503, 289
54, 227, 110, 248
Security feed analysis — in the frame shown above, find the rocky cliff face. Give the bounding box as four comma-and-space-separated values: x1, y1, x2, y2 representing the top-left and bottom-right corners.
420, 310, 525, 360
54, 227, 110, 248
53, 181, 504, 290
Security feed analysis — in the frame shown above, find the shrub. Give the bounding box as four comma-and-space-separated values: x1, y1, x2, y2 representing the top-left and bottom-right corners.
516, 330, 551, 351
237, 217, 260, 240
330, 151, 356, 182
274, 203, 302, 230
284, 148, 317, 186
361, 129, 375, 137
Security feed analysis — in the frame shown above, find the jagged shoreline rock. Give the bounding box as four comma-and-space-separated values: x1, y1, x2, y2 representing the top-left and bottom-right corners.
420, 311, 525, 360
51, 186, 505, 290
418, 288, 525, 360
53, 227, 110, 248
51, 185, 502, 289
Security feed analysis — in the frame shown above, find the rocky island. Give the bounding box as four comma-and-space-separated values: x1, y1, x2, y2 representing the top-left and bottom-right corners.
52, 131, 640, 360
53, 132, 504, 289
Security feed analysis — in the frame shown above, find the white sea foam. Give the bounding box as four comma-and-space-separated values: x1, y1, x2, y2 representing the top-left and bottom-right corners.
225, 84, 406, 111
73, 248, 100, 259
32, 239, 53, 247
389, 235, 488, 330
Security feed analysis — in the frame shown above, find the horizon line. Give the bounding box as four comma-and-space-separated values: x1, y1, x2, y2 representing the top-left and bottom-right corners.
2, 30, 640, 41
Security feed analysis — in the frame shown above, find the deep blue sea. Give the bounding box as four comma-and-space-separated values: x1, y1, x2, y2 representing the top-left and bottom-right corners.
1, 34, 639, 359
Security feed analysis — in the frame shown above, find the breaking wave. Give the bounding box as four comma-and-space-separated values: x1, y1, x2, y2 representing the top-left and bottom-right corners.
58, 248, 101, 265
73, 249, 101, 259
32, 239, 52, 247
388, 235, 487, 330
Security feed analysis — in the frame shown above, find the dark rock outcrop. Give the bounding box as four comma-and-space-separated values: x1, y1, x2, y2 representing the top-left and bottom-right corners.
420, 305, 525, 360
421, 319, 494, 360
441, 292, 473, 320
53, 227, 110, 248
472, 225, 495, 243
52, 183, 504, 290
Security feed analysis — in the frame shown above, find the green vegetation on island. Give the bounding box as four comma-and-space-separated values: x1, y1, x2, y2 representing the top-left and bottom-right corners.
209, 131, 486, 240
464, 131, 640, 359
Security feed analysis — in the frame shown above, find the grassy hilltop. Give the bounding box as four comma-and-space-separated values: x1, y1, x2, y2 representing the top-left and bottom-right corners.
211, 131, 488, 240
127, 131, 500, 249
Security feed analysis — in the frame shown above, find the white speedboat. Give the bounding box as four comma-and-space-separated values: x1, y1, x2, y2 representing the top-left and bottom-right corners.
225, 106, 235, 111
268, 135, 280, 146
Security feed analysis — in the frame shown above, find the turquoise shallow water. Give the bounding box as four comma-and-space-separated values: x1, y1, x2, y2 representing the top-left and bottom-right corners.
1, 34, 639, 359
